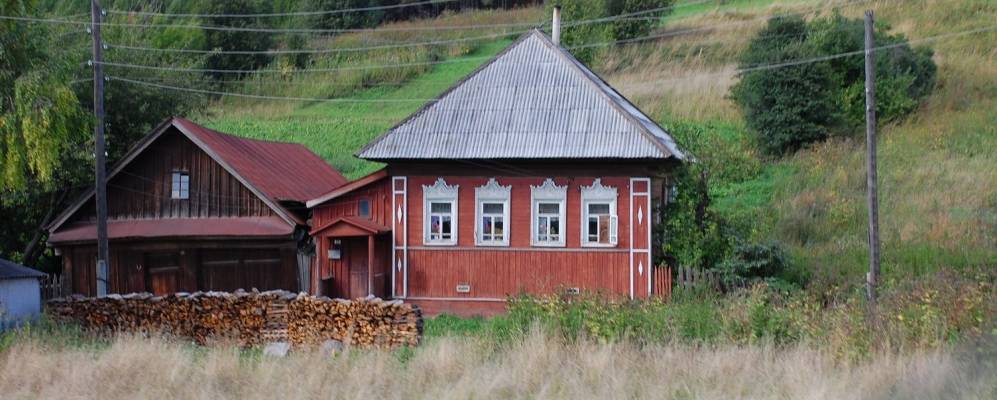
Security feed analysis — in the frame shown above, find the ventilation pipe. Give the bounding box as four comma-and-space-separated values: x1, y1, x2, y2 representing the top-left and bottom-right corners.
552, 6, 561, 45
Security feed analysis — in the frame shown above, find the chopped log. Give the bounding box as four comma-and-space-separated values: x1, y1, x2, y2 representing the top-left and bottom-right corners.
46, 291, 422, 349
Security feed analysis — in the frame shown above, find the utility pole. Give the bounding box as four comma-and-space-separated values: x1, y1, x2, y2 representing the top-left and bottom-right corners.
864, 10, 880, 305
91, 0, 109, 297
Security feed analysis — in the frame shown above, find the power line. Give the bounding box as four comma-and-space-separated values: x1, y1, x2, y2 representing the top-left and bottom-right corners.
92, 4, 872, 77
104, 29, 531, 55
3, 0, 711, 34
104, 24, 995, 107
107, 75, 438, 103
613, 23, 997, 89
95, 55, 493, 74
107, 0, 458, 19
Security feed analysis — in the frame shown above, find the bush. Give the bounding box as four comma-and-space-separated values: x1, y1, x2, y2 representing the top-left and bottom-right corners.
548, 0, 676, 64
730, 13, 936, 156
716, 240, 794, 288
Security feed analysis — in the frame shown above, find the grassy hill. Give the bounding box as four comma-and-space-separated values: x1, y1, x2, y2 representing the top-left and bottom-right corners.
192, 0, 995, 288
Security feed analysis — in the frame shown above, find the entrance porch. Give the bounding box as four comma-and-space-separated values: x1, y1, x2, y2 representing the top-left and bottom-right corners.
310, 216, 391, 299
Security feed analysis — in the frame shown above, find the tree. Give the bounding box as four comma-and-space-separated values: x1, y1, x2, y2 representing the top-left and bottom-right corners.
0, 0, 90, 269
307, 0, 385, 31
1, 0, 88, 191
730, 13, 936, 156
201, 0, 274, 79
0, 0, 205, 269
546, 0, 676, 64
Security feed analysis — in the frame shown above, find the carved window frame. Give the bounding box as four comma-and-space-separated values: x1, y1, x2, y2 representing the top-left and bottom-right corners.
474, 178, 511, 246
580, 179, 619, 247
422, 178, 459, 246
530, 178, 567, 247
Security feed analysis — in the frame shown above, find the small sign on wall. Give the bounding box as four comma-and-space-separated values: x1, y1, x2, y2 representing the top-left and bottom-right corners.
327, 249, 341, 260
456, 283, 471, 293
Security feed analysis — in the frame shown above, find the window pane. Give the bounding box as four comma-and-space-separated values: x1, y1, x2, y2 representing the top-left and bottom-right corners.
482, 216, 493, 235
358, 199, 370, 216
538, 203, 559, 214
441, 216, 451, 236
431, 202, 451, 213
598, 215, 611, 243
430, 216, 441, 234
588, 203, 610, 214
538, 217, 548, 235
588, 217, 598, 241
483, 203, 504, 214
493, 218, 503, 235
549, 217, 560, 235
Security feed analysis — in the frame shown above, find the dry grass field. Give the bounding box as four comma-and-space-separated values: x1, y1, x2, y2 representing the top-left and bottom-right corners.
0, 330, 993, 400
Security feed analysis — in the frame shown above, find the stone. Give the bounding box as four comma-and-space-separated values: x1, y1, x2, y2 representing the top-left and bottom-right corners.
263, 342, 290, 357
320, 339, 344, 356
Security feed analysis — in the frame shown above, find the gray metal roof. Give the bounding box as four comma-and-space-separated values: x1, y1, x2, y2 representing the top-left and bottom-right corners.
0, 258, 45, 280
357, 30, 685, 161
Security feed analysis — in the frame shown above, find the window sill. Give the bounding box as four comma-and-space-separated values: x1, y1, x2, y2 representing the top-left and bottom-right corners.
475, 241, 510, 247
530, 242, 566, 248
423, 241, 457, 246
581, 243, 617, 248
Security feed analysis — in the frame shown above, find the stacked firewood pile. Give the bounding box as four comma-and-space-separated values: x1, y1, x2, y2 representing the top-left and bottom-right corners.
46, 290, 422, 349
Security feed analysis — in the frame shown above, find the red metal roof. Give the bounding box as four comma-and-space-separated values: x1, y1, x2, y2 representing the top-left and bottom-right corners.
49, 217, 293, 244
306, 168, 388, 208
174, 117, 347, 202
309, 216, 390, 236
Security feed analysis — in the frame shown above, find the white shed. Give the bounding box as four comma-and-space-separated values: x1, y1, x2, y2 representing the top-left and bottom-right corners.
0, 258, 45, 330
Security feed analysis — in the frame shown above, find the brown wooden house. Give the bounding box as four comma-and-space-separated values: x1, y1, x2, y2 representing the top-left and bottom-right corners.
47, 117, 347, 296
307, 30, 685, 315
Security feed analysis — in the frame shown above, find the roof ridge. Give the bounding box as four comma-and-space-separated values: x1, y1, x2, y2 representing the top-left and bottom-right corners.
529, 31, 685, 160
355, 29, 684, 161
355, 30, 537, 159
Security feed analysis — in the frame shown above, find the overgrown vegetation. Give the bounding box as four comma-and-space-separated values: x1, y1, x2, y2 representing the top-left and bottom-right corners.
547, 0, 676, 63
427, 268, 994, 358
3, 322, 993, 399
731, 13, 937, 155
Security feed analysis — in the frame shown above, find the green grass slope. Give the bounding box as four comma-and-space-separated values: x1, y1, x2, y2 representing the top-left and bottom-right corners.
202, 40, 511, 179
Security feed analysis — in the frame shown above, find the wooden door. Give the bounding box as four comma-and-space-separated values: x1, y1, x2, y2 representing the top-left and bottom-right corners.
347, 238, 369, 299
145, 252, 181, 295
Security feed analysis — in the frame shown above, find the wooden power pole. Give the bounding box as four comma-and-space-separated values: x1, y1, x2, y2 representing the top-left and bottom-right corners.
91, 0, 109, 297
864, 10, 881, 304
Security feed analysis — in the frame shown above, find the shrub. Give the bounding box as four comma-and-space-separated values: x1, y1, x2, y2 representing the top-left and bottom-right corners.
730, 13, 937, 156
716, 240, 794, 288
548, 0, 676, 64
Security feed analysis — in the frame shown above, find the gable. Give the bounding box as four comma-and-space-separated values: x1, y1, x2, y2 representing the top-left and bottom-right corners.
357, 30, 684, 161
48, 120, 308, 235
63, 129, 280, 225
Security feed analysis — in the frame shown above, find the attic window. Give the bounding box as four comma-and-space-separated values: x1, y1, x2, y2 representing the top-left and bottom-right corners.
358, 199, 370, 217
171, 172, 189, 200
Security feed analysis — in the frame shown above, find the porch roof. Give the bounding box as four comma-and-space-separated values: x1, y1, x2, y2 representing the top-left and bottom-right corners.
48, 217, 293, 244
309, 216, 390, 237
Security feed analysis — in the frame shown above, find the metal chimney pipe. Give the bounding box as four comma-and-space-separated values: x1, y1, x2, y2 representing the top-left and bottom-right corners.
552, 6, 561, 45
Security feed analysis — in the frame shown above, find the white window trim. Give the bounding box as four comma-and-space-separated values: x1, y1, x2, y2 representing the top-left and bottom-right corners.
474, 178, 511, 247
423, 178, 459, 246
581, 178, 619, 247
530, 178, 567, 247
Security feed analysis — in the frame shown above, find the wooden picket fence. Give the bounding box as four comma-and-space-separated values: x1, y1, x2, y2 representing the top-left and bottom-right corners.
40, 273, 65, 301
653, 266, 750, 300
652, 265, 672, 300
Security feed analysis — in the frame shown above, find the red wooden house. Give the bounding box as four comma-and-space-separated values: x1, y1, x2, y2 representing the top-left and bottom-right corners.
47, 117, 347, 296
307, 30, 685, 315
